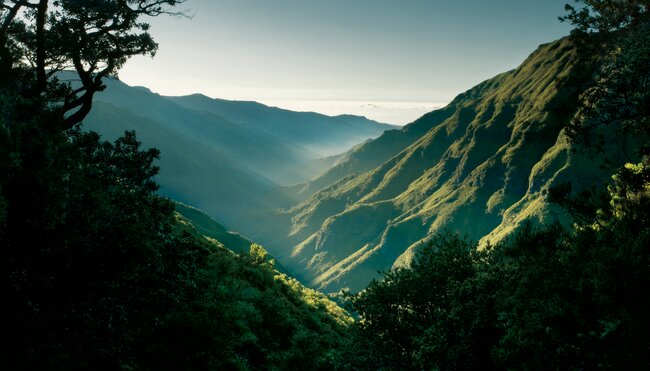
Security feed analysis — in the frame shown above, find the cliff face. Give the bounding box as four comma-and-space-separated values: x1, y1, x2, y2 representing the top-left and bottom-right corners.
270, 37, 636, 292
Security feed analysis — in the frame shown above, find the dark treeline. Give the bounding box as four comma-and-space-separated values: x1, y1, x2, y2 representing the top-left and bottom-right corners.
344, 217, 648, 370
1, 0, 649, 370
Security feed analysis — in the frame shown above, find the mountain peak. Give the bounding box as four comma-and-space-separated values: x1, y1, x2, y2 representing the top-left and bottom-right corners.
255, 37, 632, 292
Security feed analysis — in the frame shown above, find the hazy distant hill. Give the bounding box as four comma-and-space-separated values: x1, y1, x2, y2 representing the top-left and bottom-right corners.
85, 101, 289, 228
80, 77, 393, 229
258, 38, 637, 292
84, 78, 393, 185
167, 94, 397, 157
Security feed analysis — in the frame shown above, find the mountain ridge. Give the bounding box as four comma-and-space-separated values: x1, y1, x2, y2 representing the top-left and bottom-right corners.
255, 37, 637, 292
166, 93, 398, 158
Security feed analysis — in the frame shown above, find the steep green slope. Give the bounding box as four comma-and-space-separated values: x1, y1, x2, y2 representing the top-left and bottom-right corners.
174, 201, 293, 274
286, 108, 455, 201
174, 202, 256, 254
169, 212, 353, 370
268, 38, 637, 292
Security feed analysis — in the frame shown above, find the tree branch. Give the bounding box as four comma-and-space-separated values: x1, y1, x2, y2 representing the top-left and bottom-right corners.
34, 0, 47, 93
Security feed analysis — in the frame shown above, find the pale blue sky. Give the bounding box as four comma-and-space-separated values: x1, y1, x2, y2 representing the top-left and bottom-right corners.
119, 0, 573, 124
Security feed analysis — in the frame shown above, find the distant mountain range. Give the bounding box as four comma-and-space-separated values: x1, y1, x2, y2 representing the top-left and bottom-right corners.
81, 77, 395, 228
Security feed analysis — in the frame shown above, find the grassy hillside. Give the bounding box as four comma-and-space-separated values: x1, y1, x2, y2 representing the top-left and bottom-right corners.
286, 108, 455, 201
174, 201, 294, 274
174, 202, 256, 254
264, 37, 638, 292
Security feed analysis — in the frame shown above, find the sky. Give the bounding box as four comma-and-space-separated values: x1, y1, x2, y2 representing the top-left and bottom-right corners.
118, 0, 573, 125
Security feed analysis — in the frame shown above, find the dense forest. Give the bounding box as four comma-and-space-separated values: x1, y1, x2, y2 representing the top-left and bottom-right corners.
1, 0, 648, 370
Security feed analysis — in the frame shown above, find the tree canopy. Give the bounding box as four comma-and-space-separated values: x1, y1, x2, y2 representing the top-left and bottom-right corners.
560, 0, 650, 34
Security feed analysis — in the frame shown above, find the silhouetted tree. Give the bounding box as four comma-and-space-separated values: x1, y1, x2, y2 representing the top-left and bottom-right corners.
560, 0, 649, 34
560, 1, 649, 154
0, 0, 186, 129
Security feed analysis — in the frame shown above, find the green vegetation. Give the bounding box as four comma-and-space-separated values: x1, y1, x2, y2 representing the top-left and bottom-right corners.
2, 0, 648, 369
0, 125, 349, 369
174, 202, 256, 255
269, 36, 596, 292
1, 1, 350, 369
265, 1, 648, 292
347, 207, 648, 369
560, 0, 648, 34
342, 2, 650, 369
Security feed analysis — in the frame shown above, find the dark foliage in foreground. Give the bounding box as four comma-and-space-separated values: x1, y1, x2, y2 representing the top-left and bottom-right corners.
0, 109, 349, 370
2, 1, 349, 369
2, 1, 648, 369
346, 193, 649, 370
